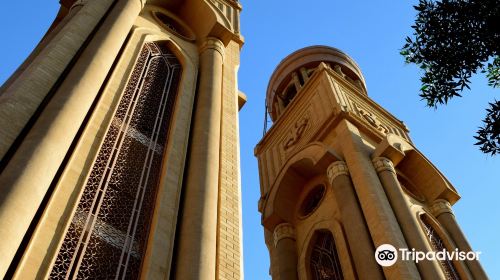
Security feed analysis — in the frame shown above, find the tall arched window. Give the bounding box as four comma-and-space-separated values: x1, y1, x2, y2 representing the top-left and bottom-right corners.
309, 230, 343, 280
421, 216, 461, 280
50, 41, 181, 279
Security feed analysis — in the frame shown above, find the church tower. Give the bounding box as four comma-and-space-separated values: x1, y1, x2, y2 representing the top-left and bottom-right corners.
254, 46, 487, 279
0, 0, 244, 279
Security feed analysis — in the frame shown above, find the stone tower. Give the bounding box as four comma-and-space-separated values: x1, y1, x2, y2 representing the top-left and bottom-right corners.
254, 46, 487, 279
0, 0, 244, 279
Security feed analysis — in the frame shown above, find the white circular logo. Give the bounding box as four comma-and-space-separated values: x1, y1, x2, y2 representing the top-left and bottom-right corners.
375, 244, 398, 267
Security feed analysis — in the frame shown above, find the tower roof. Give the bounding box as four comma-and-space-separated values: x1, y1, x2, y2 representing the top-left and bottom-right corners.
266, 46, 366, 121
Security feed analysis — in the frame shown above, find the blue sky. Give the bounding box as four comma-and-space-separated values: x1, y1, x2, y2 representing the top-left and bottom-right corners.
0, 1, 498, 279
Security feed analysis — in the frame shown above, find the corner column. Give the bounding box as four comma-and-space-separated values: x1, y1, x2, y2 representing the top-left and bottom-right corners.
175, 37, 225, 280
327, 161, 384, 279
430, 199, 488, 279
335, 120, 419, 279
273, 223, 298, 280
372, 157, 445, 279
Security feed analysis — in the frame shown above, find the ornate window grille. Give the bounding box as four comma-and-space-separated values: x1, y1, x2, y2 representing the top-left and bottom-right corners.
422, 217, 461, 280
50, 41, 181, 279
310, 230, 343, 280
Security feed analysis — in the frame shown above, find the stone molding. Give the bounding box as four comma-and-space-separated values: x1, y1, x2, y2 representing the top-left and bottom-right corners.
372, 157, 396, 174
199, 37, 225, 58
327, 161, 349, 183
429, 199, 454, 217
273, 223, 295, 247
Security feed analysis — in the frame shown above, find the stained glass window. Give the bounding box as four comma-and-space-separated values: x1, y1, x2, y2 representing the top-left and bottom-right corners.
50, 41, 181, 279
310, 230, 343, 280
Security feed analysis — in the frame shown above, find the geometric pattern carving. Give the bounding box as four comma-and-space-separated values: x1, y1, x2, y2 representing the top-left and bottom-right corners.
310, 230, 343, 280
49, 42, 181, 279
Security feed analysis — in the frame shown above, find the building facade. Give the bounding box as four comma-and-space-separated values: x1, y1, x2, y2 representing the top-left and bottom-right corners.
254, 46, 487, 279
0, 0, 244, 279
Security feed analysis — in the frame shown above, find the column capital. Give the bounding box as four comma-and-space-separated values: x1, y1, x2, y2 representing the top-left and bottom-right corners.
199, 37, 225, 58
429, 199, 454, 217
327, 161, 349, 183
372, 157, 396, 174
273, 223, 295, 247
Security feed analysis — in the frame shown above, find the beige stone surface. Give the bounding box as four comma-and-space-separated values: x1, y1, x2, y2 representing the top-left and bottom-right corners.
1, 1, 244, 279
0, 0, 144, 277
255, 46, 482, 279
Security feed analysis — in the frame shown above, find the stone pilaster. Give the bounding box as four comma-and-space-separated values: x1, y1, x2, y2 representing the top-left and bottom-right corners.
175, 37, 225, 280
430, 199, 488, 279
327, 161, 384, 279
273, 223, 298, 280
372, 157, 445, 279
336, 120, 418, 280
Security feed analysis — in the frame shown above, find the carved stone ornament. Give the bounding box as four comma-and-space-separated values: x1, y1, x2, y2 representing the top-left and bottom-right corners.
429, 199, 454, 217
354, 103, 390, 134
327, 161, 349, 183
372, 157, 395, 173
273, 223, 296, 247
284, 114, 309, 150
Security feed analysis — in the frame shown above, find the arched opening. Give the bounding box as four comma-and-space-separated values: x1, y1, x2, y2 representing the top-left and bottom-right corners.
308, 230, 344, 280
49, 41, 182, 279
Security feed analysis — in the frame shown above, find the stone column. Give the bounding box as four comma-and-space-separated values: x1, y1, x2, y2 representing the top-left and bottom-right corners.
335, 121, 419, 279
175, 38, 225, 280
0, 0, 144, 277
327, 161, 384, 279
273, 223, 298, 280
430, 199, 488, 279
372, 157, 445, 279
0, 0, 119, 157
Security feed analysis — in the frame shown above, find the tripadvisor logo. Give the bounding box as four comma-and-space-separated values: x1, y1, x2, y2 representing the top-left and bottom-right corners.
375, 244, 397, 267
374, 244, 482, 267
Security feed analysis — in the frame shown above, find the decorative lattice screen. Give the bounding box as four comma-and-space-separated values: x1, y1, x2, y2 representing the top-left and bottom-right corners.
50, 41, 181, 279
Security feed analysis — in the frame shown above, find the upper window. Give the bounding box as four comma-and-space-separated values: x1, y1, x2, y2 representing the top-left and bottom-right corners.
153, 11, 195, 41
309, 230, 344, 280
